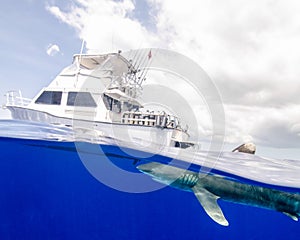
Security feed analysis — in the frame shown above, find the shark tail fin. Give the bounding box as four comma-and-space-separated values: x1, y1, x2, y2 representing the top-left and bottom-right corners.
192, 185, 229, 226
283, 212, 299, 221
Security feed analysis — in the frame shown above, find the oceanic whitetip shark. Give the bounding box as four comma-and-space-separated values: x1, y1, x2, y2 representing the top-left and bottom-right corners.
137, 162, 300, 226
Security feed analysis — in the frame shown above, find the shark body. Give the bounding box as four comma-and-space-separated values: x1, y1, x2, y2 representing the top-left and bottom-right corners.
137, 162, 300, 226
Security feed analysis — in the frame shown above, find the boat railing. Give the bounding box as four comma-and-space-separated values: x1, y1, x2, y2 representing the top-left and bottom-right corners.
5, 90, 32, 107
121, 111, 180, 129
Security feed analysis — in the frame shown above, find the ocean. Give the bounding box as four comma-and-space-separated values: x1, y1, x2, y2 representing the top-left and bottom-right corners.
0, 120, 299, 240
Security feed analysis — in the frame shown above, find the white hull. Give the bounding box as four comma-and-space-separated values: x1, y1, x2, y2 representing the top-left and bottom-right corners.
8, 106, 178, 148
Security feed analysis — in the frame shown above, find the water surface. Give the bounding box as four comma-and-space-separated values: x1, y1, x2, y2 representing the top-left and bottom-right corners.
0, 120, 299, 239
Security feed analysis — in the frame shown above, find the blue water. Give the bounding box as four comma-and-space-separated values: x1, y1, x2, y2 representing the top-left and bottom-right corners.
0, 120, 300, 239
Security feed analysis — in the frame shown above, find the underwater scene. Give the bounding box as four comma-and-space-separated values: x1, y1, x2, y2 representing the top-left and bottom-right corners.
0, 120, 300, 240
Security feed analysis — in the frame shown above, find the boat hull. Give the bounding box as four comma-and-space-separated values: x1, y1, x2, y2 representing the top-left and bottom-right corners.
7, 106, 177, 148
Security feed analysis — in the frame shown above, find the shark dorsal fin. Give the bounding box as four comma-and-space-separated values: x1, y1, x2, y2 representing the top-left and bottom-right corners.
192, 186, 229, 226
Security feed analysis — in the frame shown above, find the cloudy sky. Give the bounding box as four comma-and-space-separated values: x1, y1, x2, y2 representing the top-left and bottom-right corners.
1, 0, 300, 158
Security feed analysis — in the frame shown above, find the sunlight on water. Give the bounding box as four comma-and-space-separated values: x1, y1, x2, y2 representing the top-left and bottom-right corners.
0, 120, 74, 141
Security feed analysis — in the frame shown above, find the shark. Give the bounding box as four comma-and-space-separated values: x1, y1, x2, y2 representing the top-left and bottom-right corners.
137, 162, 300, 226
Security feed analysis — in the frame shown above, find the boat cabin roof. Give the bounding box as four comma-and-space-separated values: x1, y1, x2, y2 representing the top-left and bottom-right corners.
73, 53, 135, 72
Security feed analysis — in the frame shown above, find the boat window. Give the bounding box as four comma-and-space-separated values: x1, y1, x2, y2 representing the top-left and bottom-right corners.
132, 105, 139, 111
35, 91, 62, 105
123, 102, 139, 111
112, 99, 121, 113
123, 102, 132, 111
103, 94, 122, 113
103, 94, 113, 110
67, 92, 97, 107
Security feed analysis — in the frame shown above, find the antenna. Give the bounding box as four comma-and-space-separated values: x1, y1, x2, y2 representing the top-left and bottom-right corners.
137, 49, 151, 78
128, 50, 143, 85
75, 39, 85, 87
138, 49, 153, 84
79, 40, 85, 62
133, 49, 143, 71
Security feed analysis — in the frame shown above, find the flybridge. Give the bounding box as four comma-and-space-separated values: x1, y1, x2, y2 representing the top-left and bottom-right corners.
72, 53, 131, 70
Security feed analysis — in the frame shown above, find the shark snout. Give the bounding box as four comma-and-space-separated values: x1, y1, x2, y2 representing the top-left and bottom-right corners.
137, 162, 163, 175
137, 163, 155, 174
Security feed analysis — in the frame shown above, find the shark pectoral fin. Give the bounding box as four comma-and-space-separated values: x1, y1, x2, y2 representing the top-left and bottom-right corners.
283, 212, 299, 221
192, 186, 229, 226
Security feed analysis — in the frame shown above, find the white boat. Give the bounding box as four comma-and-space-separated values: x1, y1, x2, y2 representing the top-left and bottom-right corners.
4, 51, 193, 148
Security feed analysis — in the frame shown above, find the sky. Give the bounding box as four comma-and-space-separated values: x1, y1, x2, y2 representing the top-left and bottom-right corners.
1, 0, 300, 159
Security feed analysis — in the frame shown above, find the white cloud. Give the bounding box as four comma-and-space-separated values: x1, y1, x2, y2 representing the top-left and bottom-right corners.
46, 44, 60, 56
224, 104, 300, 147
150, 0, 300, 106
46, 0, 300, 148
46, 0, 160, 53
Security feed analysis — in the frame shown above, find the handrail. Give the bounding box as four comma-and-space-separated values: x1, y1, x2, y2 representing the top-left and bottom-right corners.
121, 111, 181, 129
5, 90, 31, 107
